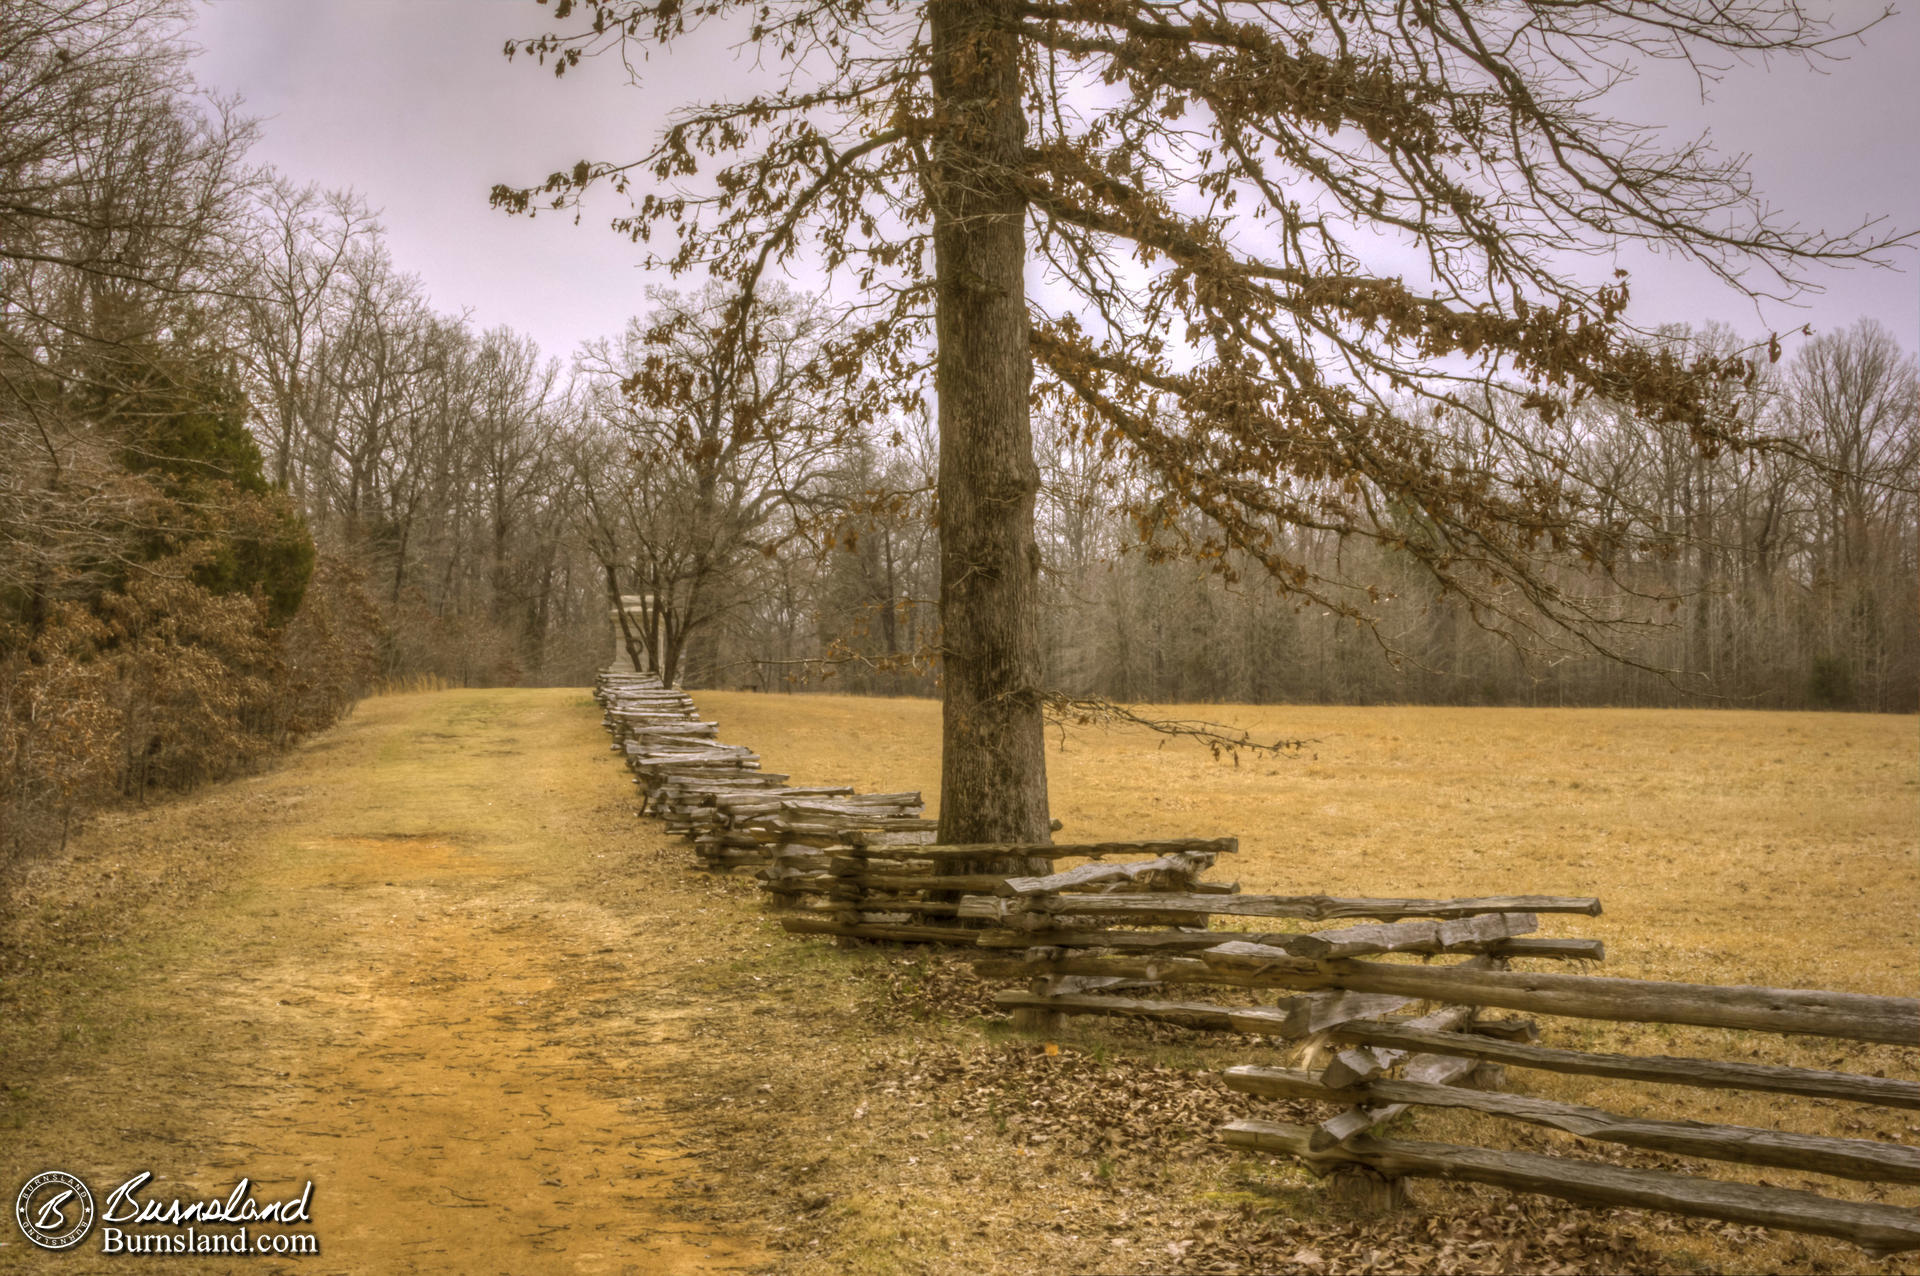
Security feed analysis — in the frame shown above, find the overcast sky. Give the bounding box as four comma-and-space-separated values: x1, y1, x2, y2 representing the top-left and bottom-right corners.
191, 0, 1919, 367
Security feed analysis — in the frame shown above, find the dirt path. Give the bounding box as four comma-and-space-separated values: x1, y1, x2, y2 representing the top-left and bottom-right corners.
1, 689, 768, 1274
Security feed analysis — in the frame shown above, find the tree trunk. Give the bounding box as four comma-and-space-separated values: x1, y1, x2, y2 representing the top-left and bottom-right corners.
929, 0, 1050, 845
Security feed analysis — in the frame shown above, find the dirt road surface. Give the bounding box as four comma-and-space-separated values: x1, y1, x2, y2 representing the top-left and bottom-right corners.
1, 690, 769, 1274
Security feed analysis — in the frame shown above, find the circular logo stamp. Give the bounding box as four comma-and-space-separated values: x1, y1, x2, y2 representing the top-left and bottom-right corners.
15, 1171, 95, 1251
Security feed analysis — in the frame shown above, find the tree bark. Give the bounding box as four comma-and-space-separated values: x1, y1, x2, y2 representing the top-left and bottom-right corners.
929, 0, 1050, 845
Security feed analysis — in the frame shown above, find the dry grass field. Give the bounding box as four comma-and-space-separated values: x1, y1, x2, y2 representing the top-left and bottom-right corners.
700, 691, 1920, 1272
702, 692, 1917, 994
1, 688, 1912, 1275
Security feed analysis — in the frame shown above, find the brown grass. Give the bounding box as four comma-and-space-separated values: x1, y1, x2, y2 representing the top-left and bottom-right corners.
702, 693, 1918, 993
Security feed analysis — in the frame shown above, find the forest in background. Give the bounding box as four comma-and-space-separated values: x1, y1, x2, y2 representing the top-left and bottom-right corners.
2, 0, 1914, 861
679, 312, 1916, 715
0, 0, 607, 857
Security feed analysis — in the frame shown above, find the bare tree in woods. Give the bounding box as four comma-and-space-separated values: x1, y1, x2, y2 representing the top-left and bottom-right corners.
1781, 320, 1918, 709
1, 0, 253, 376
497, 1, 1905, 843
237, 178, 380, 495
465, 327, 568, 664
570, 283, 839, 686
809, 416, 940, 696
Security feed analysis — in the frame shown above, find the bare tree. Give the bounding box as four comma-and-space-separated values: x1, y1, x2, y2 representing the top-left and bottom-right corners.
498, 1, 1906, 839
1, 0, 255, 385
235, 177, 379, 494
806, 416, 940, 695
1783, 321, 1918, 709
571, 283, 841, 685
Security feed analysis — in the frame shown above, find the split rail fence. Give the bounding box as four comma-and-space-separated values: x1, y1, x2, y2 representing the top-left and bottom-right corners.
953, 844, 1919, 1256
595, 667, 932, 887
591, 669, 1919, 1255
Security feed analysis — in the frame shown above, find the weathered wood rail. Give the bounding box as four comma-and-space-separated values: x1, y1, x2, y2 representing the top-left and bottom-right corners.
594, 669, 931, 882
593, 673, 1918, 1254
967, 862, 1605, 1039
958, 841, 1917, 1254
776, 838, 1237, 946
1219, 985, 1920, 1256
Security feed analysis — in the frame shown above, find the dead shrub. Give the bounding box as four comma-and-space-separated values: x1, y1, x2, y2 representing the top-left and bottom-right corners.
0, 551, 382, 863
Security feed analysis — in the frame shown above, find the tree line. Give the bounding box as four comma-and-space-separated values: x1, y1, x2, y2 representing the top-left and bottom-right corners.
0, 0, 604, 858
565, 280, 1915, 715
5, 0, 1913, 861
669, 317, 1916, 715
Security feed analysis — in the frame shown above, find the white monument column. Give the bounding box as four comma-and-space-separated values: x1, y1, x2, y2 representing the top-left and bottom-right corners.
609, 595, 660, 675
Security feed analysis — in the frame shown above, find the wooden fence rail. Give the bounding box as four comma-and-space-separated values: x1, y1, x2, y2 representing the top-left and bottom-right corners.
776, 837, 1238, 946
594, 669, 931, 882
1221, 1122, 1920, 1255
593, 672, 1918, 1254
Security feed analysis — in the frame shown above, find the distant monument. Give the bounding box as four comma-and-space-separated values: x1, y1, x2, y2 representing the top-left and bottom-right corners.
609, 594, 661, 674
